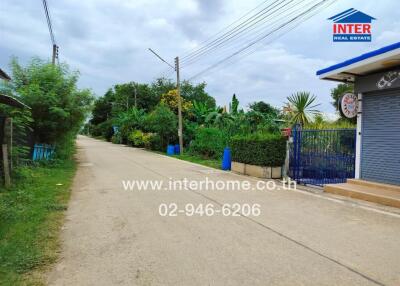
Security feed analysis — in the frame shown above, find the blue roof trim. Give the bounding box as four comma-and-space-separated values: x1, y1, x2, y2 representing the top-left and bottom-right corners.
316, 42, 400, 76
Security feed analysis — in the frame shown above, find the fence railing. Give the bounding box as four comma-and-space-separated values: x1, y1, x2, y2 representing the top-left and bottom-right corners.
289, 127, 356, 186
32, 144, 55, 161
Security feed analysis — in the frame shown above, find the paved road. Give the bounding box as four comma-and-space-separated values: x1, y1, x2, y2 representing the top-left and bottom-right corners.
48, 136, 400, 286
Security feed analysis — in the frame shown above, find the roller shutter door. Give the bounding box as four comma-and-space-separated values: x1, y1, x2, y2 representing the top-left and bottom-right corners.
361, 90, 400, 185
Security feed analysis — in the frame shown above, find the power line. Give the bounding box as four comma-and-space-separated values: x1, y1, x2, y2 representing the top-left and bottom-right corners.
42, 0, 59, 64
181, 0, 285, 62
42, 0, 56, 45
186, 0, 336, 80
181, 0, 313, 68
187, 0, 335, 81
180, 0, 271, 59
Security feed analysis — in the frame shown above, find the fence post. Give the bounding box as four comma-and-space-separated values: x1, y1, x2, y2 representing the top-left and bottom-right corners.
2, 144, 10, 187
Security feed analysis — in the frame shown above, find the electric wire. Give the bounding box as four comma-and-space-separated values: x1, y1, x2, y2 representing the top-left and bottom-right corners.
187, 0, 334, 81
181, 0, 318, 69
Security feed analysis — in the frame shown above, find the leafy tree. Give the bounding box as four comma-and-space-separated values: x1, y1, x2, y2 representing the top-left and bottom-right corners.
191, 101, 215, 124
205, 110, 235, 129
9, 57, 94, 144
90, 89, 114, 125
113, 107, 146, 142
285, 91, 320, 127
151, 78, 175, 99
145, 104, 177, 148
248, 101, 279, 117
160, 89, 192, 114
229, 94, 239, 114
181, 81, 215, 109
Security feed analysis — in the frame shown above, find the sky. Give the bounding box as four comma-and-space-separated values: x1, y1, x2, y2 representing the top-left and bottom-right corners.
1, 0, 399, 117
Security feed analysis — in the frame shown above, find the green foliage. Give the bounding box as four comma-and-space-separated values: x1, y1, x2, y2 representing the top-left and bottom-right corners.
0, 158, 75, 285
9, 57, 94, 144
146, 104, 177, 149
91, 120, 113, 141
306, 113, 356, 130
113, 108, 146, 143
128, 130, 151, 147
285, 91, 320, 126
249, 101, 279, 117
191, 101, 215, 124
190, 127, 227, 159
229, 94, 239, 114
147, 133, 163, 151
181, 81, 215, 109
231, 133, 286, 166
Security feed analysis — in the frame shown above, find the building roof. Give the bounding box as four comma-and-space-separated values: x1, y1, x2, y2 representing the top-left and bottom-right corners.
328, 8, 376, 23
0, 68, 11, 81
316, 42, 400, 82
0, 94, 30, 109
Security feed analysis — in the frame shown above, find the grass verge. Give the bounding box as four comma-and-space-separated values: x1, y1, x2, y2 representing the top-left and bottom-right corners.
172, 153, 222, 170
0, 159, 76, 286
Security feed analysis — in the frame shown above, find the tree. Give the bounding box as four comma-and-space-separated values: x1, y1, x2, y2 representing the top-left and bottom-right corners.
191, 101, 215, 124
145, 104, 177, 148
9, 57, 94, 144
229, 94, 239, 114
113, 108, 146, 142
285, 92, 320, 127
248, 101, 279, 117
205, 110, 235, 129
160, 89, 192, 114
181, 81, 216, 109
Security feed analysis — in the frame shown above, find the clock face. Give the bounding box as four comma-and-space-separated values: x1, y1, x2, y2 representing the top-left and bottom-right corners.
340, 93, 358, 119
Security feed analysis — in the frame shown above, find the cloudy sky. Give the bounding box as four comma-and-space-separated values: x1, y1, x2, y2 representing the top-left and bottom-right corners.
1, 0, 399, 116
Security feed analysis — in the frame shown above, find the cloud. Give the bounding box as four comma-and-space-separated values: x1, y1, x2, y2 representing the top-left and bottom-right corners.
1, 0, 398, 116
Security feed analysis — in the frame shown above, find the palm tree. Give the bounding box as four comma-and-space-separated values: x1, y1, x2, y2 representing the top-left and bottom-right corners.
286, 92, 320, 126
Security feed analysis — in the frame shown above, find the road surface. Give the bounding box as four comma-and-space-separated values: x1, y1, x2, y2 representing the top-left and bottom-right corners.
48, 136, 400, 286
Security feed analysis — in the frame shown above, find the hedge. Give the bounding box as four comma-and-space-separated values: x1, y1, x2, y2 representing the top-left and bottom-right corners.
190, 127, 227, 159
231, 133, 286, 166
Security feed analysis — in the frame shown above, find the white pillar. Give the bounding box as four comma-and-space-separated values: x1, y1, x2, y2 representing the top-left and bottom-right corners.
355, 92, 362, 179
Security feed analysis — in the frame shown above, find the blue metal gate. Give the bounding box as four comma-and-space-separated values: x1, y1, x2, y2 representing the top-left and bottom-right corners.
289, 126, 356, 186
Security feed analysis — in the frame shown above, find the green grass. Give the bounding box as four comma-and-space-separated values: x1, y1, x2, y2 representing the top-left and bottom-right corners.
172, 153, 222, 170
0, 159, 76, 286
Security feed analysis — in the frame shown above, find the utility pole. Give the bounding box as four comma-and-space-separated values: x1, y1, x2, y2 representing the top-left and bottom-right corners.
148, 48, 184, 153
175, 57, 183, 153
134, 84, 137, 108
52, 44, 57, 65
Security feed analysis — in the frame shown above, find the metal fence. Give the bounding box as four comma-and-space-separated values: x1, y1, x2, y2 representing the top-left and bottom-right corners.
32, 144, 55, 161
289, 127, 356, 186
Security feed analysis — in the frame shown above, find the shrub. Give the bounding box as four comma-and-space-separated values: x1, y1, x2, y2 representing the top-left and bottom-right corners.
128, 130, 151, 147
147, 133, 163, 151
231, 133, 286, 166
190, 127, 227, 159
145, 104, 177, 149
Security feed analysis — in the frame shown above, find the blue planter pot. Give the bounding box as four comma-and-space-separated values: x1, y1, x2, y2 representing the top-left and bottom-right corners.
174, 144, 180, 155
222, 147, 231, 171
167, 145, 175, 156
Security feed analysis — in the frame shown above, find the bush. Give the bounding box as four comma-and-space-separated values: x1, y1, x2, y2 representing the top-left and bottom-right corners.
128, 130, 151, 147
231, 133, 286, 166
190, 127, 227, 159
145, 104, 177, 149
147, 133, 163, 151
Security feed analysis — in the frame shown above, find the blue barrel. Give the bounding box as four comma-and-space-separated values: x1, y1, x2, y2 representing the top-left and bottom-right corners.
174, 144, 180, 155
222, 147, 231, 170
167, 145, 175, 155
